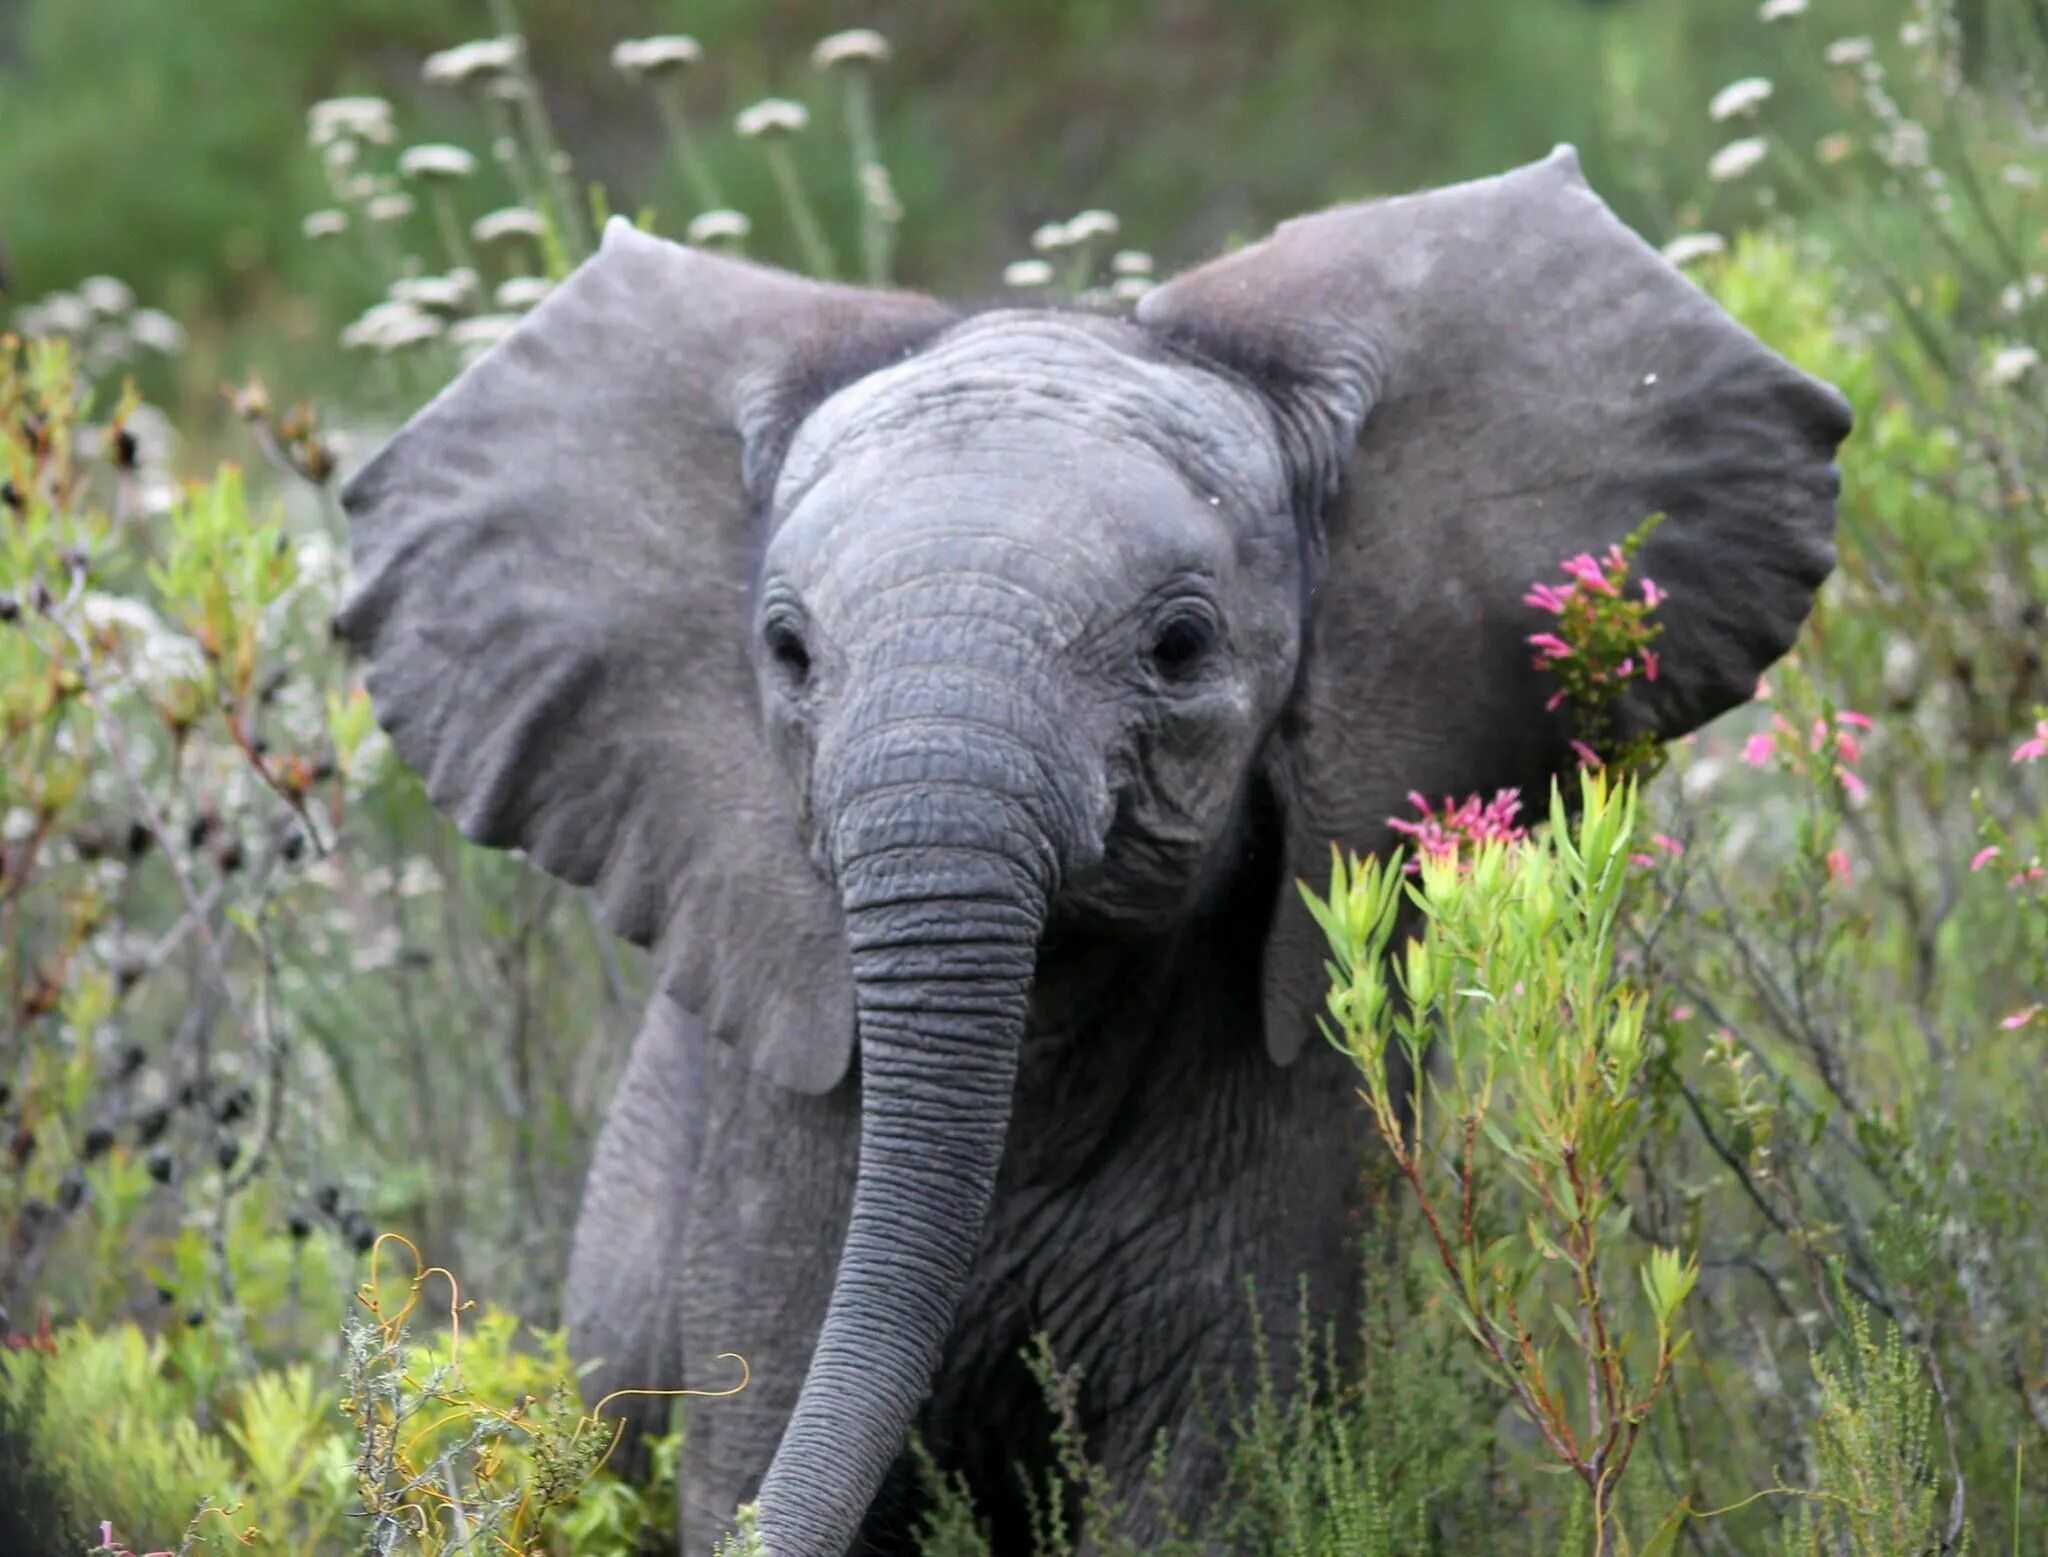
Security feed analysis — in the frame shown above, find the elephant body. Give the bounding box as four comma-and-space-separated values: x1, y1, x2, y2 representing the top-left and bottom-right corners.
573, 895, 1374, 1549
338, 149, 1849, 1553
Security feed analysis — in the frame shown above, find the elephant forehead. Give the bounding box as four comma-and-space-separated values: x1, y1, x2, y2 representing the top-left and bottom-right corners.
773, 310, 1287, 515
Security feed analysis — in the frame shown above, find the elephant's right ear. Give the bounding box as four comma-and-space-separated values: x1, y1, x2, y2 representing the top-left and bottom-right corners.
336, 220, 955, 1094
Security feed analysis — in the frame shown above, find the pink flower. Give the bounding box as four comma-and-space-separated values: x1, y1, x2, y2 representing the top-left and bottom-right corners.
1571, 739, 1604, 771
1970, 846, 2000, 872
2000, 1005, 2041, 1030
1545, 688, 1568, 712
1651, 833, 1685, 856
1671, 1004, 1695, 1021
1836, 710, 1874, 731
1630, 853, 1657, 869
2014, 866, 2047, 887
1743, 732, 1777, 768
1835, 730, 1862, 766
1559, 553, 1619, 596
1528, 632, 1573, 660
1617, 657, 1634, 679
1641, 649, 1659, 682
1640, 577, 1665, 608
1523, 582, 1575, 613
1755, 675, 1772, 700
1825, 848, 1852, 883
2012, 720, 2048, 764
1387, 788, 1528, 872
1839, 769, 1869, 805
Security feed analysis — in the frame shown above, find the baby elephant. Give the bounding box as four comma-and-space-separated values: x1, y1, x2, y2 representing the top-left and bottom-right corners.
337, 148, 1848, 1553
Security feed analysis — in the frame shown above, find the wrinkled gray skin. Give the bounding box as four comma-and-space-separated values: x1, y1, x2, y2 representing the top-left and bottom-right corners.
336, 148, 1850, 1555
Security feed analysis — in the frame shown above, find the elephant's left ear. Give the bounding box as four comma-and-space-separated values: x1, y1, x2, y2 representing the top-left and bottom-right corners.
1137, 146, 1851, 1066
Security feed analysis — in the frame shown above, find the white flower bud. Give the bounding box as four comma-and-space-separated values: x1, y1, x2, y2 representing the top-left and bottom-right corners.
1708, 77, 1772, 121
450, 312, 521, 359
422, 37, 524, 87
470, 207, 546, 245
1824, 36, 1874, 65
340, 301, 443, 352
687, 209, 753, 244
1003, 259, 1055, 288
1111, 250, 1154, 276
1758, 0, 1807, 20
1660, 232, 1728, 268
79, 276, 135, 316
1987, 345, 2041, 386
1707, 136, 1770, 182
1064, 209, 1120, 243
129, 310, 187, 354
1111, 276, 1153, 302
400, 143, 478, 181
495, 276, 553, 310
1030, 222, 1074, 253
390, 273, 474, 313
367, 193, 416, 223
735, 98, 809, 138
812, 29, 891, 70
303, 209, 349, 239
308, 97, 394, 148
611, 36, 704, 78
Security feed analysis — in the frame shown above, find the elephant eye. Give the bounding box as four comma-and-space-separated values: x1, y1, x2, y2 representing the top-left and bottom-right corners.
763, 616, 812, 686
1148, 607, 1218, 681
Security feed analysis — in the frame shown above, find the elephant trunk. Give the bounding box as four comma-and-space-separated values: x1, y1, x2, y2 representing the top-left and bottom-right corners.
753, 658, 1071, 1553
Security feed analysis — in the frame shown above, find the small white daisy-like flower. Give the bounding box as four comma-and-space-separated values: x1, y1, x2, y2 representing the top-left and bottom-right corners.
1709, 77, 1773, 121
79, 276, 135, 315
1065, 209, 1120, 243
1824, 36, 1875, 65
812, 29, 891, 71
390, 274, 473, 313
342, 301, 444, 353
323, 138, 358, 172
1899, 21, 1929, 47
735, 98, 809, 138
687, 208, 753, 244
1758, 0, 1808, 19
1003, 258, 1055, 288
495, 276, 553, 310
303, 209, 349, 239
1111, 250, 1154, 277
400, 143, 478, 181
1111, 276, 1153, 303
129, 310, 187, 354
367, 193, 416, 223
1986, 345, 2041, 386
611, 35, 703, 78
450, 313, 521, 358
1661, 232, 1728, 268
1030, 222, 1075, 253
34, 294, 92, 335
307, 96, 394, 148
470, 207, 546, 245
422, 36, 523, 87
1879, 121, 1930, 168
1707, 136, 1770, 182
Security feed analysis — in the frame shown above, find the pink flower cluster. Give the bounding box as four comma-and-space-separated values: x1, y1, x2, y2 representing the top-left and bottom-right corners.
1387, 788, 1528, 873
1523, 544, 1663, 708
1741, 709, 1873, 805
2014, 719, 2048, 765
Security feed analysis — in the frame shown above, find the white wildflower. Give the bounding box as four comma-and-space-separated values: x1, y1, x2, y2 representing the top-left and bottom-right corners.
2002, 163, 2042, 190
422, 36, 523, 87
79, 595, 205, 690
129, 310, 186, 354
323, 138, 358, 173
1065, 209, 1120, 243
1003, 258, 1055, 288
735, 98, 808, 138
31, 293, 92, 335
303, 209, 349, 239
400, 143, 477, 180
1707, 136, 1770, 182
1661, 232, 1728, 267
1824, 36, 1875, 65
1986, 345, 2040, 386
1030, 221, 1075, 253
687, 208, 752, 244
390, 271, 474, 312
611, 35, 703, 78
1709, 77, 1773, 121
79, 276, 134, 316
307, 96, 394, 148
812, 29, 891, 70
1111, 249, 1154, 276
1758, 0, 1808, 19
1879, 121, 1930, 168
1111, 276, 1152, 302
366, 193, 416, 223
341, 301, 443, 352
1899, 21, 1929, 47
495, 275, 553, 310
471, 207, 546, 245
450, 313, 521, 359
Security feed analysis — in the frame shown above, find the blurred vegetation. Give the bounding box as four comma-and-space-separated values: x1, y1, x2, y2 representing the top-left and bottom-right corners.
3, 0, 2048, 1552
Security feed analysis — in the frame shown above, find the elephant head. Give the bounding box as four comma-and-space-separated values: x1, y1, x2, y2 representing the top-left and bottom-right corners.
336, 148, 1847, 1554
